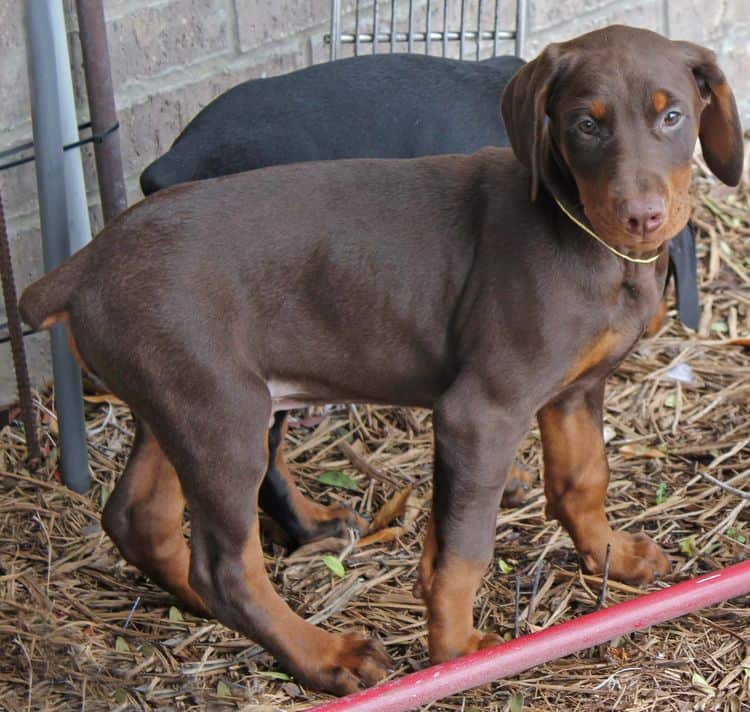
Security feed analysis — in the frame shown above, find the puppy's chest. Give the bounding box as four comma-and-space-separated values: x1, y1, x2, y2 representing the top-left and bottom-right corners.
563, 269, 665, 387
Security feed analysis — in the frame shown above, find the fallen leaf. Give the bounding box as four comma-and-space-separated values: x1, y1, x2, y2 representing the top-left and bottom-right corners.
357, 526, 405, 547
168, 606, 184, 622
370, 486, 413, 531
497, 558, 513, 574
619, 444, 666, 459
655, 481, 668, 505
216, 680, 232, 697
679, 535, 697, 557
257, 670, 293, 681
114, 636, 130, 653
322, 554, 346, 577
509, 692, 524, 712
691, 671, 715, 696
318, 470, 360, 491
83, 393, 126, 406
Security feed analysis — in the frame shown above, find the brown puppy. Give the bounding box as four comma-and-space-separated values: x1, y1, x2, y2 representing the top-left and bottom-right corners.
20, 26, 742, 695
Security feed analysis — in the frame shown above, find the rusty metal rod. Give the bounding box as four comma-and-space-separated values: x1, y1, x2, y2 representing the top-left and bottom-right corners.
75, 0, 127, 223
0, 191, 41, 465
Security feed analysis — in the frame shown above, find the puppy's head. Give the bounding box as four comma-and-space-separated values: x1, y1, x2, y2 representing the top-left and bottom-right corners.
501, 25, 743, 254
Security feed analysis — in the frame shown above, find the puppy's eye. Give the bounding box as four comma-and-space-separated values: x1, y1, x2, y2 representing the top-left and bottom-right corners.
577, 118, 598, 135
663, 109, 682, 127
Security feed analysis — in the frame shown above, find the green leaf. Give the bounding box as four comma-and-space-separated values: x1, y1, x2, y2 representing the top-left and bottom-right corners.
497, 558, 513, 574
727, 528, 746, 544
691, 671, 715, 695
655, 481, 668, 505
100, 485, 111, 509
664, 393, 677, 408
114, 689, 128, 705
216, 680, 232, 698
679, 535, 697, 557
114, 636, 130, 653
318, 470, 360, 491
744, 666, 750, 678
710, 321, 728, 334
257, 670, 293, 680
168, 606, 184, 622
140, 644, 156, 657
322, 555, 346, 578
509, 692, 524, 712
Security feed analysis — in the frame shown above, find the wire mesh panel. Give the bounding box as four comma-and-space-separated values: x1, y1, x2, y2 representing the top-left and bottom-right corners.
325, 0, 527, 60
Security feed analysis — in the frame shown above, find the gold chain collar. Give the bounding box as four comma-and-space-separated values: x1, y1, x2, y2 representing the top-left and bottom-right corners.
554, 198, 661, 265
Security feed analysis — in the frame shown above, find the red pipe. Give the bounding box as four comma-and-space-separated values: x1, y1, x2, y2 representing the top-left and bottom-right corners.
313, 559, 750, 712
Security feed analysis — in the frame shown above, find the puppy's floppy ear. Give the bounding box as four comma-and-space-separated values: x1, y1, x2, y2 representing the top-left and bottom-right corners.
501, 43, 568, 201
677, 41, 743, 186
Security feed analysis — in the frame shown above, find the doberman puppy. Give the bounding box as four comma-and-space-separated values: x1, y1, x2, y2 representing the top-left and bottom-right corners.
139, 50, 698, 550
20, 26, 742, 695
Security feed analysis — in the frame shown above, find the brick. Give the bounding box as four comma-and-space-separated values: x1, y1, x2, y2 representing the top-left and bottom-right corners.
237, 0, 332, 52
104, 0, 231, 90
527, 0, 618, 33
116, 46, 308, 186
0, 332, 52, 406
0, 2, 32, 132
524, 0, 663, 55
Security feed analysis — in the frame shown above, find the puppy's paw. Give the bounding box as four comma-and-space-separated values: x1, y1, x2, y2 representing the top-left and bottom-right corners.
583, 530, 670, 586
309, 633, 392, 695
501, 462, 536, 508
430, 628, 502, 664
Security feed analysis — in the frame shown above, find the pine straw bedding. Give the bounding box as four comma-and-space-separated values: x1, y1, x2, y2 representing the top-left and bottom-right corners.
0, 166, 748, 711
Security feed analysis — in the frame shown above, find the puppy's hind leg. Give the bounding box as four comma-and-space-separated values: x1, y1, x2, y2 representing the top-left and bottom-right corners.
154, 371, 390, 695
102, 419, 208, 616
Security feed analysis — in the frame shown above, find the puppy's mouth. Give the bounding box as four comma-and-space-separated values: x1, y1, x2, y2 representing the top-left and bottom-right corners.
583, 196, 690, 255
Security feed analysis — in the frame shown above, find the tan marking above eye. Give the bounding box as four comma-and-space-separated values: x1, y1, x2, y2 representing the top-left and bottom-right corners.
652, 90, 669, 113
590, 100, 606, 120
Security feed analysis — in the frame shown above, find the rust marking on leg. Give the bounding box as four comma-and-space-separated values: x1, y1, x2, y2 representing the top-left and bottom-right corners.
426, 553, 499, 663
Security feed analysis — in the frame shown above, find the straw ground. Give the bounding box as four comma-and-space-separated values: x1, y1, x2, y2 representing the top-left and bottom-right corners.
1, 152, 748, 710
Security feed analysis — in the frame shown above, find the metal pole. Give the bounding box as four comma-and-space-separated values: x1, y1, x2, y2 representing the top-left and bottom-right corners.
0, 191, 41, 466
313, 559, 750, 712
25, 0, 91, 492
75, 0, 127, 223
330, 0, 341, 60
515, 0, 527, 57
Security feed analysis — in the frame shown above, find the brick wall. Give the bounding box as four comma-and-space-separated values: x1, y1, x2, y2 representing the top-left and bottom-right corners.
0, 0, 748, 403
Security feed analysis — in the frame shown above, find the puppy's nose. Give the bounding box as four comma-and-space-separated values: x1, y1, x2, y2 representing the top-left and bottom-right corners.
619, 195, 666, 236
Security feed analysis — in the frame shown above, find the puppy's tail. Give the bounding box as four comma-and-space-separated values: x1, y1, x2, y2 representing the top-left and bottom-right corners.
18, 250, 88, 331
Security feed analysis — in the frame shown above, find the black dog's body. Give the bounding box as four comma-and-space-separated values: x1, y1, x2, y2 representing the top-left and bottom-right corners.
140, 54, 525, 192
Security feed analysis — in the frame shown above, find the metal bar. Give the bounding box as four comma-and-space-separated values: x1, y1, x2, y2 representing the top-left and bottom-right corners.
25, 0, 91, 493
459, 0, 466, 59
354, 0, 361, 55
476, 0, 483, 60
425, 0, 431, 54
493, 0, 500, 56
333, 29, 514, 45
0, 191, 41, 466
313, 559, 750, 712
372, 0, 378, 54
515, 0, 527, 57
442, 0, 448, 56
75, 0, 127, 223
390, 0, 396, 53
407, 0, 414, 53
330, 0, 341, 60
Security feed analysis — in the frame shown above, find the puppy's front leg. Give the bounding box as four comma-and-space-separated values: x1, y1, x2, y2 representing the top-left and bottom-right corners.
418, 377, 530, 662
538, 381, 671, 585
